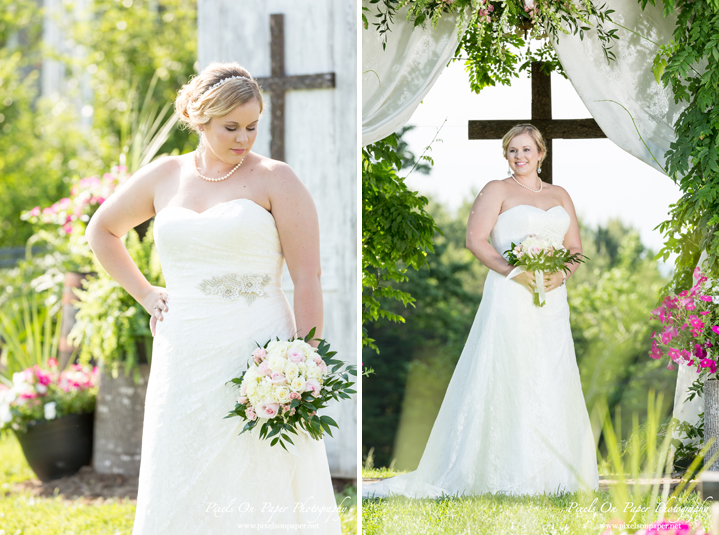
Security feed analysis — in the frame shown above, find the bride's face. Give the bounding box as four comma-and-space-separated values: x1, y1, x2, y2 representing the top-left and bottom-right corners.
201, 99, 261, 164
506, 133, 543, 176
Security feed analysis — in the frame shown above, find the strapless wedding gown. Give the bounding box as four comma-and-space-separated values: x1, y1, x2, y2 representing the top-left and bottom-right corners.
132, 198, 342, 534
362, 204, 599, 499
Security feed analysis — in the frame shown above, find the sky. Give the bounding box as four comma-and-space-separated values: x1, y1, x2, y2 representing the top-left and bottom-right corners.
399, 60, 681, 260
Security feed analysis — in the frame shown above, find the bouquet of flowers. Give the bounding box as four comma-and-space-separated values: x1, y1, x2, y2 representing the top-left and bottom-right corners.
224, 328, 356, 455
504, 233, 586, 307
0, 358, 99, 435
650, 268, 719, 382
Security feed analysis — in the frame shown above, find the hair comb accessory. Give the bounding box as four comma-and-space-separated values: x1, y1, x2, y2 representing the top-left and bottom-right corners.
203, 75, 250, 94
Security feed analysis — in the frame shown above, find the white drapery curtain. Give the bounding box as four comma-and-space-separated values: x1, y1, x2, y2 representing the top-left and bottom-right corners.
552, 1, 698, 434
361, 0, 462, 146
552, 0, 682, 174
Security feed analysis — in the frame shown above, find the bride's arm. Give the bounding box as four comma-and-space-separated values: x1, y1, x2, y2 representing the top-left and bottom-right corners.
558, 185, 582, 280
466, 181, 516, 276
85, 158, 172, 330
466, 181, 535, 292
268, 164, 323, 345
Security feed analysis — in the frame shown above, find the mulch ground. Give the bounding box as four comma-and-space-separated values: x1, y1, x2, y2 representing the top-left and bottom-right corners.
9, 468, 354, 504
11, 466, 139, 503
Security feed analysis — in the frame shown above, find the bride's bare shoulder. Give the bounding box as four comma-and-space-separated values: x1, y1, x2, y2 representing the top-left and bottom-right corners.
473, 179, 510, 202
250, 153, 304, 189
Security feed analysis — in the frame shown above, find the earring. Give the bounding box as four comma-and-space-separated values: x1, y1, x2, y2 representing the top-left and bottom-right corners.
538, 163, 542, 174
197, 133, 205, 153
507, 165, 512, 176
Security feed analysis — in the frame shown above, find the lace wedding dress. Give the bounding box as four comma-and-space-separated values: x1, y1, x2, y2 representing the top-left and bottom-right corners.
363, 204, 599, 499
132, 198, 342, 534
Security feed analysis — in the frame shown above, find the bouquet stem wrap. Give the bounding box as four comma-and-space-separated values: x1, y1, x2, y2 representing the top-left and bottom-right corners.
507, 266, 546, 307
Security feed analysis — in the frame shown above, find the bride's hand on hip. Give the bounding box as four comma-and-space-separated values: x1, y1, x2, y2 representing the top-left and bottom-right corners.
510, 270, 536, 295
141, 285, 169, 337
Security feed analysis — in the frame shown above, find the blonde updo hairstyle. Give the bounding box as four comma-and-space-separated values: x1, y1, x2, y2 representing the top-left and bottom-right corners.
175, 62, 263, 133
501, 124, 547, 165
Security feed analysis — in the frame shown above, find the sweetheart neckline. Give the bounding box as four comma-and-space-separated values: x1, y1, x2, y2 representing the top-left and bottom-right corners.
497, 204, 567, 218
154, 198, 274, 220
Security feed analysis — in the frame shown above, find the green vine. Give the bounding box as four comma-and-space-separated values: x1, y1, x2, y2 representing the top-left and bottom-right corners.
643, 0, 719, 292
362, 135, 442, 351
364, 0, 618, 87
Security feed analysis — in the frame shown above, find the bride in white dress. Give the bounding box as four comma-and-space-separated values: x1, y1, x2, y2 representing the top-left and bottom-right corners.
86, 62, 342, 533
363, 124, 599, 499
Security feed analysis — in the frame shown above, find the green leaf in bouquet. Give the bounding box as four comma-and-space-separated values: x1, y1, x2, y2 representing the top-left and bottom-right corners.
266, 426, 281, 439
320, 415, 339, 428
304, 327, 317, 343
271, 437, 279, 446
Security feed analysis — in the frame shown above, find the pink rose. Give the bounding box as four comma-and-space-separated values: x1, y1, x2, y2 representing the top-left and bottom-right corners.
252, 347, 267, 360
282, 403, 291, 413
269, 372, 287, 385
288, 348, 305, 363
314, 356, 323, 366
306, 379, 321, 396
246, 407, 257, 421
255, 401, 279, 419
289, 392, 301, 400
237, 396, 248, 404
318, 361, 327, 374
258, 361, 271, 376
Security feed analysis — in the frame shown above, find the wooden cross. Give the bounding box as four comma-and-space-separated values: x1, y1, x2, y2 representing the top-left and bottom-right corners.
255, 14, 336, 162
468, 62, 606, 184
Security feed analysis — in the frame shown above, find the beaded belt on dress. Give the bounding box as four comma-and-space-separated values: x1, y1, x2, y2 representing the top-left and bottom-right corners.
196, 273, 273, 305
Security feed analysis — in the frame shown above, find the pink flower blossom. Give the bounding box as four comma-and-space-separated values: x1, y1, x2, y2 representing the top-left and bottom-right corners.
246, 407, 257, 421
712, 326, 719, 335
689, 315, 704, 329
258, 361, 272, 376
661, 326, 678, 345
667, 362, 675, 371
288, 348, 305, 363
289, 392, 301, 401
668, 348, 681, 363
306, 379, 321, 396
699, 295, 713, 302
269, 372, 288, 385
255, 400, 279, 419
649, 340, 663, 360
700, 359, 717, 374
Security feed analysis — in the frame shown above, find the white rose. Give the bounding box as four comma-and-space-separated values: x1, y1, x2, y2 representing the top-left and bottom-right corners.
44, 401, 57, 420
284, 363, 300, 380
267, 340, 291, 359
268, 356, 286, 373
274, 386, 291, 404
290, 377, 306, 393
306, 367, 322, 380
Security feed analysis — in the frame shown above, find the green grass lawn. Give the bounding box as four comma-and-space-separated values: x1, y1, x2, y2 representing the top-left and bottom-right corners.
0, 432, 357, 534
361, 469, 711, 535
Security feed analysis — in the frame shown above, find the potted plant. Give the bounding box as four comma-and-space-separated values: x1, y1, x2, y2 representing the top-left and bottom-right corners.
67, 222, 163, 476
650, 267, 719, 471
0, 358, 98, 481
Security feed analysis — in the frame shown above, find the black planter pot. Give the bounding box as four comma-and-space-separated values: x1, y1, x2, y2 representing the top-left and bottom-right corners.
13, 411, 94, 481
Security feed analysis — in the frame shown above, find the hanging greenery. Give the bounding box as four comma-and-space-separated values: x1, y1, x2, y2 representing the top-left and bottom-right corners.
646, 0, 719, 292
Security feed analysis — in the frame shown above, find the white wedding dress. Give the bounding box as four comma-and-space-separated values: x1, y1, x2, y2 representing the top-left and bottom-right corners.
132, 198, 342, 534
362, 204, 599, 499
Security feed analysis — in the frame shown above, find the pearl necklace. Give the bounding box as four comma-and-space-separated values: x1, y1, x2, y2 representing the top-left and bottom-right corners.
510, 173, 542, 193
194, 151, 245, 182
